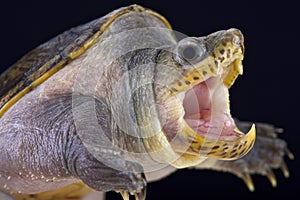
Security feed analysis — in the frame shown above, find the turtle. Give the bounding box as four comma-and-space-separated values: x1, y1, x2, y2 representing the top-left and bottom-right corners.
0, 4, 293, 200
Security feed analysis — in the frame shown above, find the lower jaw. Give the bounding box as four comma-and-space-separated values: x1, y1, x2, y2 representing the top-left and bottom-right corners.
172, 117, 256, 161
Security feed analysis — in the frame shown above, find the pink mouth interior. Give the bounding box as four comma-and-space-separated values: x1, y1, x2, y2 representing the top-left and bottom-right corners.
183, 78, 239, 139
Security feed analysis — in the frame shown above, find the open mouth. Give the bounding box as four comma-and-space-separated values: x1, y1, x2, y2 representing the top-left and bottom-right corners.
152, 29, 256, 167
168, 57, 256, 163
182, 76, 239, 140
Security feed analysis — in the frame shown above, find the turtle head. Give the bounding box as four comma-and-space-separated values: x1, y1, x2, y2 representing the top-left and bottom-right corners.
88, 6, 255, 169
153, 28, 256, 168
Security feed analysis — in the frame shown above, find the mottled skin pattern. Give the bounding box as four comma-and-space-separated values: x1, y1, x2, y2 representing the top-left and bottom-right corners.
0, 5, 293, 200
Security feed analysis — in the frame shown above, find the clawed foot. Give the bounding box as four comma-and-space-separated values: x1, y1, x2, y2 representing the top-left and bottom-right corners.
235, 120, 294, 191
194, 120, 294, 191
118, 186, 146, 200
117, 172, 146, 200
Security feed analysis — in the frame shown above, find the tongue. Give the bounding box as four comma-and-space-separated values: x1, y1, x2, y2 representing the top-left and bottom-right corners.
184, 114, 237, 138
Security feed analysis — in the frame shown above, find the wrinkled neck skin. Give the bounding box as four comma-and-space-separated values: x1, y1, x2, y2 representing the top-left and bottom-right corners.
102, 48, 188, 168
74, 46, 187, 170
68, 11, 191, 169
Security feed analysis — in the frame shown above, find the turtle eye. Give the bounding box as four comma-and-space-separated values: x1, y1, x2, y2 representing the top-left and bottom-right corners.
182, 46, 197, 60
174, 38, 206, 65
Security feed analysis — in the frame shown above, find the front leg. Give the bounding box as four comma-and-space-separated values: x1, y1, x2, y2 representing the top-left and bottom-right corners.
0, 94, 146, 200
71, 95, 147, 200
192, 120, 294, 191
67, 143, 146, 200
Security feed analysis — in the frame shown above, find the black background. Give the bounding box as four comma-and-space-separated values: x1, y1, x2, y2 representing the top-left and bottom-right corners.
0, 0, 299, 199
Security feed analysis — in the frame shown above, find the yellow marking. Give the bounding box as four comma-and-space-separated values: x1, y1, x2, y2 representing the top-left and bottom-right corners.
69, 32, 102, 60
145, 8, 173, 30
0, 58, 67, 118
222, 53, 243, 88
212, 40, 244, 88
161, 57, 219, 99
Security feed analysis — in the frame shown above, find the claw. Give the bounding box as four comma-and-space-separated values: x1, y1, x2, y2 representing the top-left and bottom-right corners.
285, 148, 295, 160
280, 161, 290, 178
275, 127, 284, 133
266, 168, 277, 187
241, 173, 254, 192
134, 187, 146, 200
119, 191, 129, 200
118, 186, 146, 200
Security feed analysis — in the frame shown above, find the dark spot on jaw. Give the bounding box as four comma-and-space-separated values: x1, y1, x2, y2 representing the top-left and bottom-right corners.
187, 135, 196, 143
233, 48, 239, 54
208, 150, 217, 155
191, 140, 198, 144
238, 144, 243, 149
222, 41, 227, 46
171, 88, 178, 92
177, 81, 182, 86
212, 52, 216, 58
239, 148, 246, 155
230, 152, 238, 158
212, 145, 219, 149
223, 146, 229, 150
219, 152, 227, 157
214, 60, 219, 68
233, 144, 238, 148
222, 143, 227, 147
193, 76, 199, 80
227, 49, 231, 58
202, 70, 207, 76
219, 49, 225, 55
231, 149, 237, 154
185, 80, 191, 85
244, 145, 252, 153
249, 140, 254, 148
189, 146, 198, 153
218, 56, 225, 63
209, 64, 215, 73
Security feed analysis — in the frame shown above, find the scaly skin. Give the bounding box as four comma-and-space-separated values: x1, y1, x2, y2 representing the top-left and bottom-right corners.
0, 5, 293, 200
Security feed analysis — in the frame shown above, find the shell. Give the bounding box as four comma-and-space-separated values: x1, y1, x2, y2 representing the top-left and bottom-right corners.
0, 5, 171, 118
